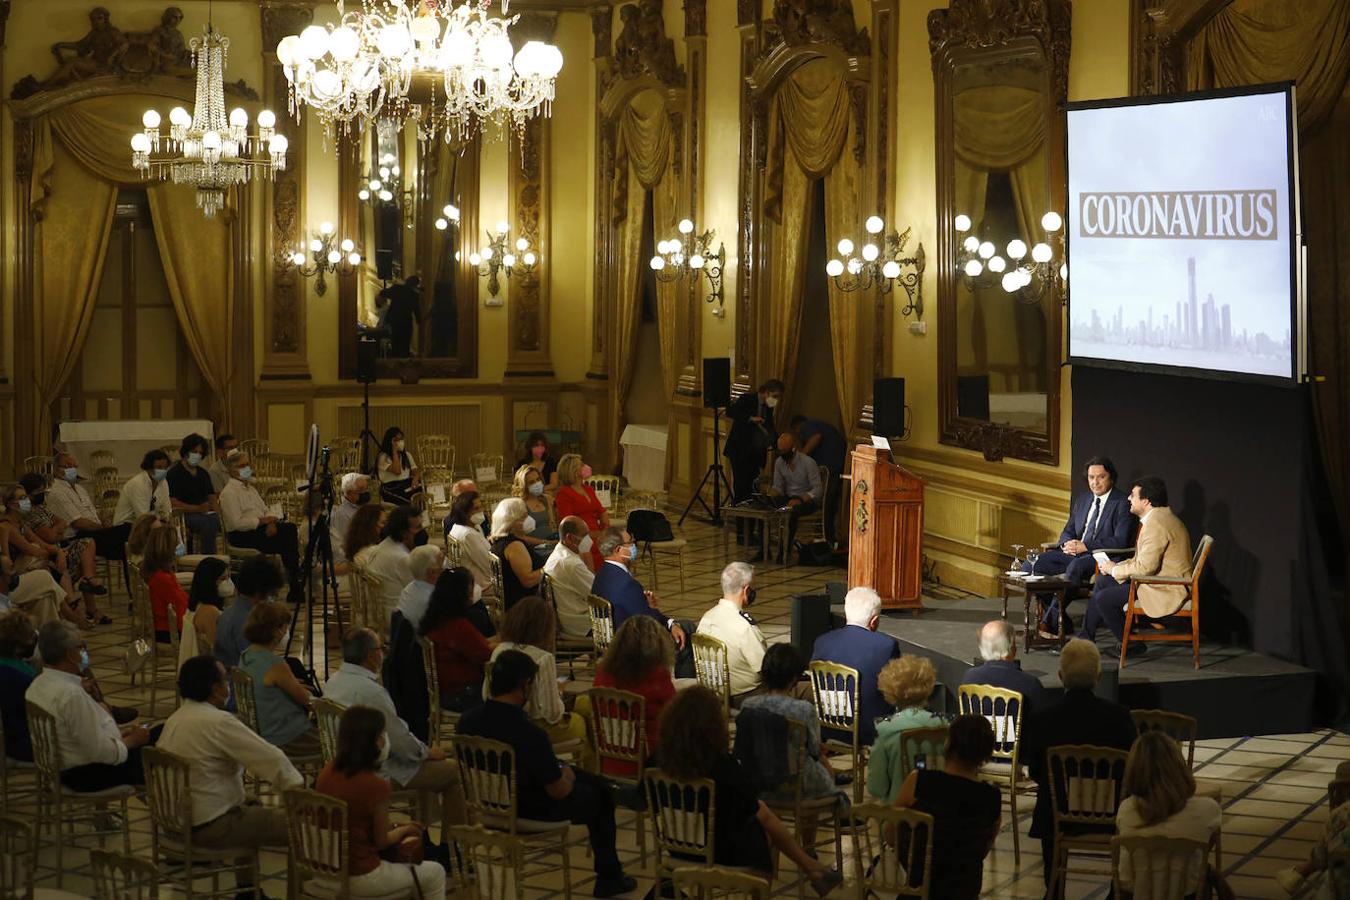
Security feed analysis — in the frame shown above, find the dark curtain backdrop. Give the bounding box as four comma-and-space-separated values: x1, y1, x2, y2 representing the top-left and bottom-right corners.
1072, 366, 1348, 723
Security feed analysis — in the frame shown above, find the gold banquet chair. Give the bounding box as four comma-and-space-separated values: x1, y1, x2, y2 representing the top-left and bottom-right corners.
1046, 744, 1129, 899
1119, 534, 1214, 669
807, 660, 866, 804
849, 803, 934, 899
958, 683, 1028, 865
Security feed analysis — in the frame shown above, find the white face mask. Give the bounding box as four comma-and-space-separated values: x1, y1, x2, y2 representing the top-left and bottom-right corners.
519, 516, 536, 534
217, 579, 236, 599
393, 440, 405, 452
578, 534, 593, 555
376, 736, 391, 766
528, 481, 545, 496
472, 582, 483, 603
469, 512, 485, 526
765, 395, 780, 409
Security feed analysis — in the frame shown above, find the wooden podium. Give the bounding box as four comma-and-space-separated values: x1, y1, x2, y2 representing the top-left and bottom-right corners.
847, 446, 925, 612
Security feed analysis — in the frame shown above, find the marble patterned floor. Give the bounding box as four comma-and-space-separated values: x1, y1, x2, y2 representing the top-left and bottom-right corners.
21, 510, 1341, 898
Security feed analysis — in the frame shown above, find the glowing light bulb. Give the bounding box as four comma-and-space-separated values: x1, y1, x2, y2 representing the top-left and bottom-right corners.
1006, 239, 1027, 260
142, 110, 161, 129
435, 218, 448, 230
358, 189, 370, 201
826, 259, 844, 277
443, 204, 459, 220
309, 239, 322, 252
348, 252, 361, 266
1031, 242, 1053, 263
515, 237, 529, 252
496, 220, 509, 235
690, 255, 705, 269
862, 243, 879, 262
130, 133, 151, 153
327, 250, 341, 264
882, 260, 901, 280
320, 221, 334, 235
847, 258, 863, 275
229, 108, 248, 128
1041, 211, 1063, 232
865, 216, 884, 234
837, 239, 854, 257
954, 214, 972, 232
170, 106, 191, 127
1002, 271, 1021, 293
340, 239, 354, 253
977, 241, 995, 260
964, 259, 983, 277
482, 246, 494, 260
988, 256, 1007, 273
257, 110, 276, 129
503, 253, 516, 268
292, 251, 306, 265
650, 256, 665, 271
678, 219, 694, 234
469, 252, 482, 266
963, 236, 979, 253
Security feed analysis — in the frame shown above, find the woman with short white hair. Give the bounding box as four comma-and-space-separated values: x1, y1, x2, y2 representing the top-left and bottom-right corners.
489, 498, 542, 611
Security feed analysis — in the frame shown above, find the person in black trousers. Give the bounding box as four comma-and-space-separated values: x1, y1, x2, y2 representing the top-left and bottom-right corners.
723, 379, 783, 543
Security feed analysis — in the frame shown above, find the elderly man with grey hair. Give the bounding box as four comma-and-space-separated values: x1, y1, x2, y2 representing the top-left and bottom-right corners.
323, 627, 467, 836
1023, 638, 1137, 888
696, 562, 768, 699
329, 472, 372, 570
960, 619, 1046, 719
25, 620, 157, 791
811, 585, 900, 744
395, 544, 445, 631
591, 526, 696, 677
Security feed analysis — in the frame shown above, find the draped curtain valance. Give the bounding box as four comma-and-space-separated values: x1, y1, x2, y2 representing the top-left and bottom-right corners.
765, 58, 851, 219
26, 94, 235, 438
953, 84, 1045, 171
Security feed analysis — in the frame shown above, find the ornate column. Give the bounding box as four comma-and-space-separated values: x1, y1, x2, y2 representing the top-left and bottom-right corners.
259, 1, 314, 381
505, 14, 556, 379
0, 0, 11, 387
733, 0, 761, 395
676, 0, 707, 397
586, 5, 613, 382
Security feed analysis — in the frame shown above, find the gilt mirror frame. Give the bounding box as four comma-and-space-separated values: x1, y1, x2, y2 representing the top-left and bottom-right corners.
930, 0, 1070, 465
337, 126, 481, 382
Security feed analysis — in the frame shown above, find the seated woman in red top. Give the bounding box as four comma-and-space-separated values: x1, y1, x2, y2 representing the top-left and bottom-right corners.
552, 453, 608, 570
142, 526, 188, 643
419, 567, 496, 712
592, 615, 675, 777
316, 705, 447, 897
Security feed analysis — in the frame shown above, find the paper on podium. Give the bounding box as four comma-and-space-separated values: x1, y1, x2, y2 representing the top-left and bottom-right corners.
1093, 551, 1113, 569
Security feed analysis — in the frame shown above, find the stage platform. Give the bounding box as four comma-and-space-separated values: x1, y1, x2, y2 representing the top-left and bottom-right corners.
857, 594, 1318, 739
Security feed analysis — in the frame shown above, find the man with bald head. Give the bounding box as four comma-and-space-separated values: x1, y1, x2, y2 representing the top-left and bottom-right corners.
770, 431, 822, 550
543, 516, 595, 637
961, 620, 1046, 718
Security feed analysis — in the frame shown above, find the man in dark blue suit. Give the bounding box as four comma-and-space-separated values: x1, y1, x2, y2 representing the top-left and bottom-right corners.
961, 620, 1046, 722
590, 527, 695, 678
1028, 455, 1135, 633
810, 586, 900, 745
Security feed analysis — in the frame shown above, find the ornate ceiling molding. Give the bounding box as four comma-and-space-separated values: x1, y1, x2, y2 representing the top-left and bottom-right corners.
928, 0, 1071, 102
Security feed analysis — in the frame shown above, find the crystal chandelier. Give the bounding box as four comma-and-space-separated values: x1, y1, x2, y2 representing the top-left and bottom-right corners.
131, 20, 288, 217
275, 1, 563, 143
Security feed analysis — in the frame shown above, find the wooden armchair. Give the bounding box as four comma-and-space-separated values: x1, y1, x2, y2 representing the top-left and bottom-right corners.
1120, 534, 1214, 668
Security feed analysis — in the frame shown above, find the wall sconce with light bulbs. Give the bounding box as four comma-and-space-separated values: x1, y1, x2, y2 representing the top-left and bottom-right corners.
825, 216, 926, 318
468, 220, 538, 302
433, 202, 461, 233
357, 151, 417, 230
285, 221, 361, 296
650, 218, 726, 315
954, 210, 1066, 304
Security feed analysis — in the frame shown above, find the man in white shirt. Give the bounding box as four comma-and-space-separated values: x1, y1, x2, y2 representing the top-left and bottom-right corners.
543, 516, 594, 637
219, 450, 303, 603
695, 561, 767, 700
26, 621, 155, 791
329, 473, 371, 571
323, 629, 466, 837
366, 506, 421, 623
48, 451, 131, 562
113, 449, 173, 526
208, 433, 238, 495
158, 655, 301, 896
396, 544, 443, 631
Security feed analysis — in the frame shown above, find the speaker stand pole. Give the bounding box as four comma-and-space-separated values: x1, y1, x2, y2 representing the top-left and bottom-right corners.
358, 378, 376, 474
680, 407, 733, 527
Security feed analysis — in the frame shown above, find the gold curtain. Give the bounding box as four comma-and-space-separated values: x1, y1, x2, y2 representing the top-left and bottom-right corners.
28, 95, 237, 427
765, 59, 851, 220
1187, 0, 1350, 548
823, 151, 867, 430
146, 185, 234, 418
1186, 0, 1350, 132
30, 134, 116, 446
427, 142, 461, 289
612, 88, 681, 442
764, 159, 814, 408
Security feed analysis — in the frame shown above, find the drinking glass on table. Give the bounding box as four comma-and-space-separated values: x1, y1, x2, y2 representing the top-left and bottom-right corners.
1025, 547, 1040, 572
1010, 544, 1025, 570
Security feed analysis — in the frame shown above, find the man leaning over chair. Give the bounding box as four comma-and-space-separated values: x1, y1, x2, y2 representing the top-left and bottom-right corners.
1078, 476, 1192, 658
591, 526, 694, 678
159, 655, 302, 900
1028, 455, 1134, 635
323, 628, 467, 838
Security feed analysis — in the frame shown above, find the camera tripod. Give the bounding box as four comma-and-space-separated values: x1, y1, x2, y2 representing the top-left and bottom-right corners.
286, 445, 343, 681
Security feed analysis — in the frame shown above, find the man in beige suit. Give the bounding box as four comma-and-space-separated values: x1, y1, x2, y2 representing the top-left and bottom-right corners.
1078, 476, 1192, 657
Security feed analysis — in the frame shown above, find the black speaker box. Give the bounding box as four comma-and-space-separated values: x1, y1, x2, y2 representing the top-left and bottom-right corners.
375, 248, 395, 282
702, 357, 731, 408
957, 374, 991, 421
356, 338, 378, 385
873, 377, 906, 436
790, 593, 835, 658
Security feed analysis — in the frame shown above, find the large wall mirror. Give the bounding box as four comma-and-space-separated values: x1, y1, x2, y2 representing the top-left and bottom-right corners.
930, 0, 1070, 464
339, 120, 480, 381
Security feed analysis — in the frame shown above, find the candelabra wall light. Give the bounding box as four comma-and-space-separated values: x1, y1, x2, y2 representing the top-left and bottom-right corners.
286, 221, 361, 296
649, 218, 726, 315
825, 216, 926, 318
954, 210, 1067, 304
468, 220, 537, 301
433, 203, 461, 233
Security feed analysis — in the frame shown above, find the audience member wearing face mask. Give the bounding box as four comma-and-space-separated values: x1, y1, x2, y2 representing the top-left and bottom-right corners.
489, 498, 544, 612
552, 453, 609, 570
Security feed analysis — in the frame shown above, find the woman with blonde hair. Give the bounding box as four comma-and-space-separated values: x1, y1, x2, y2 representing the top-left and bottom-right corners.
489, 497, 542, 610
1116, 730, 1222, 895
551, 453, 607, 569
485, 596, 591, 765
592, 614, 676, 776
510, 464, 556, 558
867, 654, 945, 803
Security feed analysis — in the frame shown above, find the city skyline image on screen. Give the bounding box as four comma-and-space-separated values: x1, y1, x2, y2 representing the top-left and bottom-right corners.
1065, 85, 1298, 381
